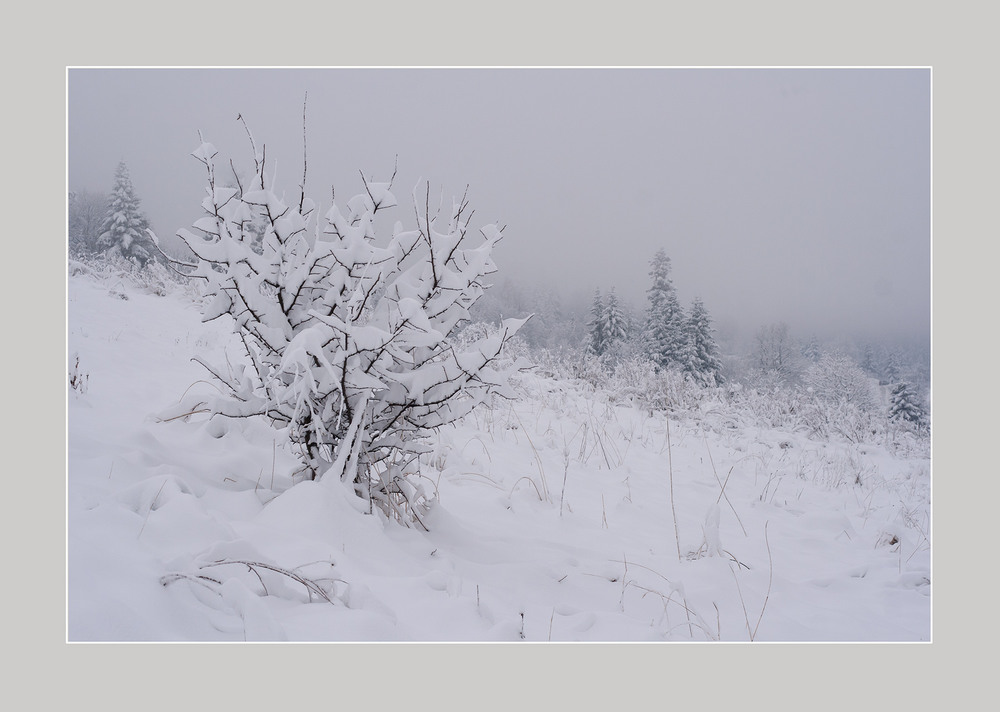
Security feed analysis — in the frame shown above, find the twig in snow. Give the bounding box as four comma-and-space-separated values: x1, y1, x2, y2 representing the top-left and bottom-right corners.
137, 479, 168, 539
196, 559, 338, 604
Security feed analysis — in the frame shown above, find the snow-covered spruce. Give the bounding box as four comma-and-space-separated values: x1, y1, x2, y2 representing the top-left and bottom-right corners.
601, 288, 629, 352
681, 297, 724, 387
644, 248, 686, 371
587, 287, 605, 356
889, 381, 926, 428
99, 161, 156, 267
587, 287, 629, 359
153, 131, 529, 526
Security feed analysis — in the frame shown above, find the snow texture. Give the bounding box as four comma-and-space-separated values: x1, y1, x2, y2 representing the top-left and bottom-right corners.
68, 271, 931, 641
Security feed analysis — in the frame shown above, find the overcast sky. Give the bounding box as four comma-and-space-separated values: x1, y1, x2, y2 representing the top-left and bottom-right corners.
68, 68, 930, 344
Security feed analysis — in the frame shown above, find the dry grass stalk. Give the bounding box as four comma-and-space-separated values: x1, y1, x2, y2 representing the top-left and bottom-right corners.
510, 407, 549, 501
510, 476, 544, 501
666, 416, 681, 562
752, 521, 773, 640
705, 438, 748, 537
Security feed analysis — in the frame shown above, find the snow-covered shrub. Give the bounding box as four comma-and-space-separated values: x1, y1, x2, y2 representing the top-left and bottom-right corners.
566, 352, 610, 390
802, 354, 878, 412
798, 354, 880, 443
885, 417, 930, 457
742, 367, 789, 395
158, 128, 528, 524
519, 344, 571, 381
606, 356, 660, 407
68, 259, 93, 278
798, 396, 879, 444
714, 353, 881, 444
69, 249, 189, 298
606, 358, 706, 416
725, 380, 801, 431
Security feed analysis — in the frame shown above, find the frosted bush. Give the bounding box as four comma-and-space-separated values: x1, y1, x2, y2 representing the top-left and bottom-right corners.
724, 381, 800, 431
68, 250, 190, 298
796, 354, 882, 443
798, 396, 880, 444
156, 127, 528, 525
802, 354, 879, 412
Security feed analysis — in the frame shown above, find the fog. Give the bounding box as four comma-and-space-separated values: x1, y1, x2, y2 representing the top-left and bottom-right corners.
68, 68, 930, 344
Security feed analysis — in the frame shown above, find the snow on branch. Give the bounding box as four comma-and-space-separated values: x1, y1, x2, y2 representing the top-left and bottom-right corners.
167, 123, 530, 526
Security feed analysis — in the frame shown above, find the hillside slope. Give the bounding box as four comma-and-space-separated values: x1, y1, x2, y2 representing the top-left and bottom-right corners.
67, 272, 931, 641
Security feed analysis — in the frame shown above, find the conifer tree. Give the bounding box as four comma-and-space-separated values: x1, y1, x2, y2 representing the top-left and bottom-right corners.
684, 298, 724, 386
801, 335, 822, 363
602, 288, 628, 350
860, 344, 876, 374
883, 352, 902, 385
889, 381, 925, 426
644, 249, 686, 370
99, 161, 155, 266
587, 288, 606, 355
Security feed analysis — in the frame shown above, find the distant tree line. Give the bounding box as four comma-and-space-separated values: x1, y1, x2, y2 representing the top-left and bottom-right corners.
472, 245, 928, 432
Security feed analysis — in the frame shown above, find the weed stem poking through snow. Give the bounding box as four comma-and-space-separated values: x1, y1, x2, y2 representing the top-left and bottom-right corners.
752, 521, 773, 640
666, 416, 680, 562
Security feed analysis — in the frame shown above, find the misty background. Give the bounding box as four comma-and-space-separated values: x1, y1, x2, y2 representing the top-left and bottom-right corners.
67, 67, 930, 350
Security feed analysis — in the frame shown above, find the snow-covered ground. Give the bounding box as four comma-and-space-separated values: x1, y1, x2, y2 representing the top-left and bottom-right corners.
67, 271, 930, 642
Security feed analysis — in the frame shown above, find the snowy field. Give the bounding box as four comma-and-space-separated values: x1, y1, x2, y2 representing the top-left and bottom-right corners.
67, 270, 930, 642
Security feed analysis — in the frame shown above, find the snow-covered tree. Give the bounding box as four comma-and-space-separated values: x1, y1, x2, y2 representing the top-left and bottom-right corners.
802, 354, 878, 412
587, 288, 606, 356
755, 322, 793, 381
889, 381, 925, 426
99, 161, 155, 266
799, 353, 880, 442
155, 127, 529, 526
68, 190, 107, 257
882, 351, 902, 385
801, 335, 822, 363
602, 288, 628, 349
860, 344, 877, 374
683, 298, 724, 386
644, 249, 686, 370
